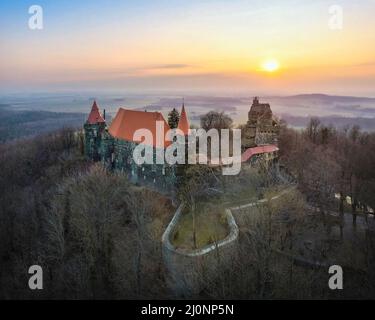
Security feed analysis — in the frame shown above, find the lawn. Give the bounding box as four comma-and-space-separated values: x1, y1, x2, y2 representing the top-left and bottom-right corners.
172, 204, 230, 250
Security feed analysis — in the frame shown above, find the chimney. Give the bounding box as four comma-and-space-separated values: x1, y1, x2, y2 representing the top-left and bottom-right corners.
103, 109, 106, 120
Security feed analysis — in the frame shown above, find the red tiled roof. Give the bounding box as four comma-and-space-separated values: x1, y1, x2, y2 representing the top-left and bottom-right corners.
109, 108, 171, 148
199, 145, 278, 167
241, 145, 279, 162
87, 101, 105, 124
177, 104, 190, 135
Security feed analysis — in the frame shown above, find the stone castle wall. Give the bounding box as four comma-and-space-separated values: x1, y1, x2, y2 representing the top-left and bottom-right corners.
84, 125, 177, 193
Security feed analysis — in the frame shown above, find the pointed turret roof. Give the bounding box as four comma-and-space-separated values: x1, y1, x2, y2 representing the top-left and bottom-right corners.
87, 100, 105, 124
177, 102, 190, 135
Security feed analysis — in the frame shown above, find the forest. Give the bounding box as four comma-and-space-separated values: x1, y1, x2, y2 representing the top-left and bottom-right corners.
0, 104, 86, 143
0, 115, 374, 299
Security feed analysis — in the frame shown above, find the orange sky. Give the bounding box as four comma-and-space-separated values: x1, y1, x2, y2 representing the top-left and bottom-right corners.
1, 0, 375, 95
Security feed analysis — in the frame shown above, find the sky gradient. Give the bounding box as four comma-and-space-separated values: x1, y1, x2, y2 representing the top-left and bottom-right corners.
1, 0, 375, 96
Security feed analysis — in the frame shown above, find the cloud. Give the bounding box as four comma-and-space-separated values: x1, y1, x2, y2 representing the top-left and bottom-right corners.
99, 64, 195, 76
345, 61, 375, 68
150, 64, 192, 70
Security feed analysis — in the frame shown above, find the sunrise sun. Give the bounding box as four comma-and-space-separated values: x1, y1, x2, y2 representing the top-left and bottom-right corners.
262, 59, 280, 72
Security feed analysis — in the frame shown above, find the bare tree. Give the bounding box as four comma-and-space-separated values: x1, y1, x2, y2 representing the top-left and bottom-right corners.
178, 165, 214, 249
306, 117, 321, 144
200, 111, 233, 131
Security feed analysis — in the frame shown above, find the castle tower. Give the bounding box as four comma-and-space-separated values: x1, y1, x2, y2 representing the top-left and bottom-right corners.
248, 97, 273, 126
242, 97, 279, 149
177, 101, 190, 136
84, 100, 107, 161
174, 101, 191, 183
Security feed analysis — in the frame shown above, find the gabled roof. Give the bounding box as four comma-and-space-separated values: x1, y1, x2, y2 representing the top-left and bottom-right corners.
241, 145, 279, 162
87, 101, 105, 124
177, 104, 190, 135
109, 108, 171, 148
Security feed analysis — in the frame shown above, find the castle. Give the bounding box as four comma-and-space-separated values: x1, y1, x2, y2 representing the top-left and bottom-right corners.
84, 97, 279, 192
84, 101, 188, 192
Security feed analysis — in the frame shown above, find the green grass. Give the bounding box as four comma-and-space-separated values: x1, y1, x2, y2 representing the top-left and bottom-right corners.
170, 181, 288, 250
172, 204, 230, 250
221, 187, 258, 207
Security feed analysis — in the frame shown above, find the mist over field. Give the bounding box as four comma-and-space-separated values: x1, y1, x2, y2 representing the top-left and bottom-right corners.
1, 92, 375, 141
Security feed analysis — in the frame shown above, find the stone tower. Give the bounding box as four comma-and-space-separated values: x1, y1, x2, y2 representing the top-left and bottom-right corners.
242, 97, 279, 149
84, 100, 106, 161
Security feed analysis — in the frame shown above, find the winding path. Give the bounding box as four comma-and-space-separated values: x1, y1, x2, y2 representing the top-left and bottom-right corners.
162, 184, 296, 257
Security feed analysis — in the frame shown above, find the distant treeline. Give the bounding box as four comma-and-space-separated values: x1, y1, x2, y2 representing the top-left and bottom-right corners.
0, 104, 86, 142
280, 113, 375, 131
